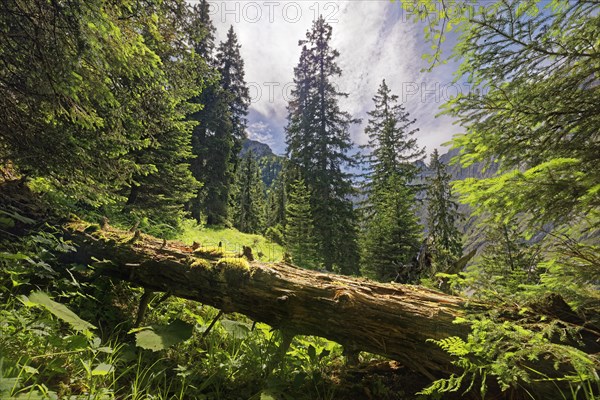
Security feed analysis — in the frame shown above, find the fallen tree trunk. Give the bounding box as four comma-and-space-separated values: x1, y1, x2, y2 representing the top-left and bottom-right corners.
2, 181, 598, 384
62, 221, 481, 378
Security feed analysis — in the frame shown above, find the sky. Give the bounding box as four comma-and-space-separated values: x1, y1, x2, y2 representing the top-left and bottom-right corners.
200, 0, 469, 156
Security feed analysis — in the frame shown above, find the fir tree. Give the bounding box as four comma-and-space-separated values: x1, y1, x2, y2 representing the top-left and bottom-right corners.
285, 179, 320, 269
425, 149, 463, 275
0, 0, 176, 203
285, 16, 360, 274
216, 26, 251, 156
231, 151, 265, 233
360, 80, 424, 282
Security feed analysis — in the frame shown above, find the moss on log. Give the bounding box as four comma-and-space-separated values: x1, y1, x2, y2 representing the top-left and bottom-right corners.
61, 221, 485, 377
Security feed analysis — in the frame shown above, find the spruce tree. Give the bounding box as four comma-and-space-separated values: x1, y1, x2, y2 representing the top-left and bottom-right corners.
361, 79, 424, 197
122, 0, 202, 223
231, 151, 265, 233
285, 16, 360, 274
187, 3, 235, 225
284, 179, 320, 269
425, 149, 463, 275
0, 0, 176, 203
216, 26, 251, 156
360, 80, 424, 282
362, 174, 423, 282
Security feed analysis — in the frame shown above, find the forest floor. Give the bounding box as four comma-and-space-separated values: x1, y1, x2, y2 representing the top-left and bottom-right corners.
178, 221, 285, 263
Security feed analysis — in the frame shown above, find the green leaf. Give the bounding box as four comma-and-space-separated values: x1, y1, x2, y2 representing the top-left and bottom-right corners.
22, 291, 96, 332
307, 345, 316, 360
220, 319, 251, 339
0, 210, 35, 225
260, 390, 277, 400
0, 377, 19, 394
134, 319, 193, 351
0, 252, 30, 261
92, 363, 114, 376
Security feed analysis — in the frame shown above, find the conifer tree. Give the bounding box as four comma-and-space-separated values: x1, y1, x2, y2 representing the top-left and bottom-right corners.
231, 151, 265, 233
216, 26, 251, 156
122, 0, 202, 223
361, 79, 424, 198
360, 80, 424, 282
285, 179, 320, 269
362, 174, 423, 282
425, 149, 463, 275
265, 171, 286, 228
285, 16, 360, 274
187, 2, 235, 225
0, 0, 180, 204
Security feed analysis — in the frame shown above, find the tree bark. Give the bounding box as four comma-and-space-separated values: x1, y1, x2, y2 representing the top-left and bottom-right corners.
62, 221, 484, 378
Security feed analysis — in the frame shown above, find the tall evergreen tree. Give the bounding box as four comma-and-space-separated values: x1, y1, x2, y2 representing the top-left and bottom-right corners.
362, 174, 423, 282
216, 26, 251, 156
285, 179, 320, 269
361, 79, 425, 198
122, 0, 202, 223
425, 149, 463, 275
187, 3, 234, 225
359, 80, 424, 282
265, 171, 286, 229
231, 151, 265, 233
285, 16, 360, 274
0, 0, 176, 203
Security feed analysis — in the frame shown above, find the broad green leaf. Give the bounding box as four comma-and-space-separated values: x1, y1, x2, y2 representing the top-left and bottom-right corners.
0, 377, 20, 394
260, 391, 277, 400
220, 319, 251, 339
21, 291, 96, 332
134, 319, 193, 351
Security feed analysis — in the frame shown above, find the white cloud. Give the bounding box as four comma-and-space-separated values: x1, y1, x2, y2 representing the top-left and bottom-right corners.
207, 0, 464, 156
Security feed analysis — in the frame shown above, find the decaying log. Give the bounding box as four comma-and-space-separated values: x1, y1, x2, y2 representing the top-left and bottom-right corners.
2, 180, 599, 397
61, 221, 484, 378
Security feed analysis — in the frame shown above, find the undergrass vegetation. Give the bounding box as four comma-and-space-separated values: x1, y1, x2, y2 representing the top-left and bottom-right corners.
179, 220, 284, 263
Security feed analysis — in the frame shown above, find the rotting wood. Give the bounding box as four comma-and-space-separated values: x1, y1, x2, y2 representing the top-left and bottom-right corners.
61, 221, 479, 376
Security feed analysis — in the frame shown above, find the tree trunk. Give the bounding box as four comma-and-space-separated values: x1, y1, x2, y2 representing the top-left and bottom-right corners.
62, 221, 482, 378
2, 180, 598, 395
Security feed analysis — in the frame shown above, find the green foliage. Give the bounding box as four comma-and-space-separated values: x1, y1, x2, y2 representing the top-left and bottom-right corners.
410, 0, 600, 233
264, 172, 287, 231
0, 0, 203, 217
217, 26, 251, 155
21, 291, 96, 333
360, 79, 424, 195
361, 174, 422, 282
285, 16, 360, 274
284, 179, 321, 269
131, 319, 194, 351
359, 80, 423, 282
420, 317, 600, 397
0, 215, 349, 399
404, 1, 600, 396
187, 3, 235, 226
231, 151, 266, 234
425, 149, 463, 276
264, 224, 285, 246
